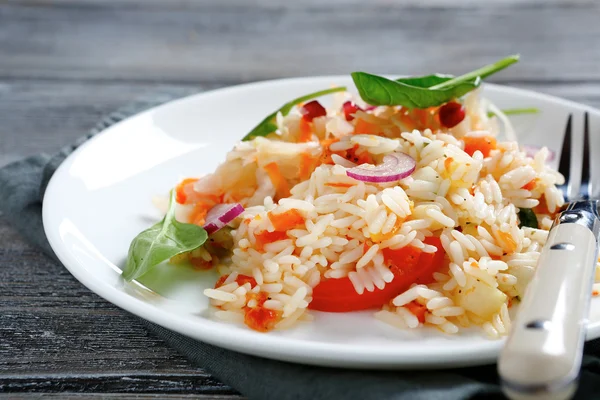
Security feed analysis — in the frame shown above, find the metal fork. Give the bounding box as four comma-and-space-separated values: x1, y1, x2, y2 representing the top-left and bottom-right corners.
499, 112, 600, 400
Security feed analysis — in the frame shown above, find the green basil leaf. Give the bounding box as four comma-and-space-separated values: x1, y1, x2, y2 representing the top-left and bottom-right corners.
487, 108, 540, 118
518, 208, 539, 229
352, 54, 519, 109
395, 74, 454, 88
123, 190, 208, 281
241, 86, 347, 141
352, 72, 480, 108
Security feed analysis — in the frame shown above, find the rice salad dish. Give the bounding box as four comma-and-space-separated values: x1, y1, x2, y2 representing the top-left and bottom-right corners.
123, 55, 600, 339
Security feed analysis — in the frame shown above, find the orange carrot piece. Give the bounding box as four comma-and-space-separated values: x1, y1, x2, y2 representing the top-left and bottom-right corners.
463, 135, 497, 158
254, 230, 289, 251
355, 118, 381, 135
444, 157, 454, 171
325, 182, 355, 188
521, 179, 537, 191
268, 209, 305, 231
300, 153, 317, 180
175, 178, 199, 204
298, 118, 313, 142
189, 202, 210, 225
405, 301, 427, 323
264, 162, 290, 199
497, 231, 518, 254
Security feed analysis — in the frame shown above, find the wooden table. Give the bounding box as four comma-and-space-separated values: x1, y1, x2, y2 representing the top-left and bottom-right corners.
2, 1, 600, 398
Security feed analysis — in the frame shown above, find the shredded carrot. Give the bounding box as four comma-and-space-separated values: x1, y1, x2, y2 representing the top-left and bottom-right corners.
264, 162, 290, 200
268, 209, 305, 231
412, 108, 429, 129
319, 138, 340, 165
521, 179, 537, 191
405, 301, 427, 323
444, 157, 454, 171
298, 118, 313, 142
325, 182, 355, 188
363, 242, 371, 254
463, 135, 497, 158
254, 230, 289, 251
355, 118, 382, 135
189, 202, 211, 225
175, 178, 199, 204
215, 274, 229, 288
497, 230, 518, 254
236, 274, 257, 288
299, 153, 317, 180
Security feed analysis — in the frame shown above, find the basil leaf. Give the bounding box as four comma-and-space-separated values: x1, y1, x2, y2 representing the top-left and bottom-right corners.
487, 108, 540, 118
395, 74, 454, 88
352, 72, 480, 108
123, 190, 208, 281
352, 54, 519, 109
518, 208, 539, 229
241, 87, 347, 141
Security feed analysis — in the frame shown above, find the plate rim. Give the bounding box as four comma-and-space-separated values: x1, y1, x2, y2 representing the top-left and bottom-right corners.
42, 76, 600, 369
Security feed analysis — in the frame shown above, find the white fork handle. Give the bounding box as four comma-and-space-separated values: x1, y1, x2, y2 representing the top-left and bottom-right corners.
499, 221, 598, 400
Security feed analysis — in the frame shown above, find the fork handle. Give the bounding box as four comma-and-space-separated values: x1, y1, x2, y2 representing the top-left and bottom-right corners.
499, 205, 599, 400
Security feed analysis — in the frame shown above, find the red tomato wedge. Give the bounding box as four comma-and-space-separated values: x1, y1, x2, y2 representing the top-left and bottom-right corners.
309, 237, 445, 312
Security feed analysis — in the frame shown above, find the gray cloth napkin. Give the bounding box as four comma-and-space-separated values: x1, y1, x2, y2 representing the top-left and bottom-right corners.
2, 93, 600, 400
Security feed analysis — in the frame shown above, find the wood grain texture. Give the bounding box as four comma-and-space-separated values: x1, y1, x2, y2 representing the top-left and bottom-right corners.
1, 1, 600, 83
2, 0, 600, 398
0, 216, 239, 396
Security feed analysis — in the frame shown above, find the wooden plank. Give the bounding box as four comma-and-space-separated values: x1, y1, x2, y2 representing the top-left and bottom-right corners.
0, 218, 237, 397
1, 394, 243, 399
1, 2, 600, 83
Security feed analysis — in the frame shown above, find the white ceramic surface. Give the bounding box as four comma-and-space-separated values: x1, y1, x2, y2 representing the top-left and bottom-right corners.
42, 76, 600, 369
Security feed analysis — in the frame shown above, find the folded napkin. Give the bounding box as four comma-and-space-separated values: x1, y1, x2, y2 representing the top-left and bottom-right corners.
2, 92, 600, 400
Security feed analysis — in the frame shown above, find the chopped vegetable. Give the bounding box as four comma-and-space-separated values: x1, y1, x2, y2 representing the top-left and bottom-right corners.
354, 118, 382, 135
454, 277, 507, 319
298, 117, 313, 142
268, 209, 305, 231
242, 87, 346, 141
342, 101, 362, 121
346, 152, 416, 183
254, 230, 288, 251
123, 190, 208, 281
203, 203, 245, 234
309, 237, 445, 312
300, 100, 327, 121
438, 101, 466, 128
244, 292, 281, 332
351, 55, 519, 109
264, 162, 291, 199
405, 301, 427, 323
175, 178, 199, 204
518, 208, 539, 229
463, 135, 497, 157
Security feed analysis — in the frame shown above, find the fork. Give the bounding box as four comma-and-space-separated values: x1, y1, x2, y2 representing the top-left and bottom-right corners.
498, 113, 600, 400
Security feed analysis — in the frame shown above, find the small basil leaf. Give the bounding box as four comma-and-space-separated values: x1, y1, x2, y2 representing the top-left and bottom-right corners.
395, 74, 455, 88
518, 208, 539, 229
352, 54, 519, 109
123, 190, 208, 281
352, 72, 479, 108
242, 86, 347, 141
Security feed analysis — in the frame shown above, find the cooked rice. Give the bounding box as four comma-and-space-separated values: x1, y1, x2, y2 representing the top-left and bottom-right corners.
175, 89, 600, 338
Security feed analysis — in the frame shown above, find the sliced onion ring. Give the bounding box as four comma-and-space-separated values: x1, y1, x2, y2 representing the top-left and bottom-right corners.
203, 203, 244, 234
523, 145, 555, 162
346, 152, 416, 183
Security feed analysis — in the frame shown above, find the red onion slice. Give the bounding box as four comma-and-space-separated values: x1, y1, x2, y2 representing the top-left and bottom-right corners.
523, 145, 555, 162
346, 153, 416, 183
203, 203, 244, 234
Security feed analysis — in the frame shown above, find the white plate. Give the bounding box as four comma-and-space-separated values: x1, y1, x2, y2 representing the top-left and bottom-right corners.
43, 76, 600, 369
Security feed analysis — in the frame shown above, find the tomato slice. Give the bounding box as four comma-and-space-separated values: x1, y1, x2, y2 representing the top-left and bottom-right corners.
309, 237, 445, 312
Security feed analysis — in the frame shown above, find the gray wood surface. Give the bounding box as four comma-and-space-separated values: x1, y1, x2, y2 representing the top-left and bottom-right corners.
2, 0, 600, 398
